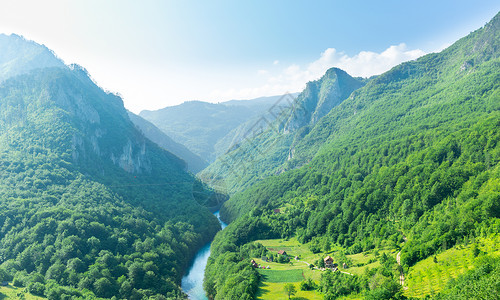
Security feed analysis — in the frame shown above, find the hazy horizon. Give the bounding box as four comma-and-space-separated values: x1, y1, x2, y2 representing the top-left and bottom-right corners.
1, 0, 499, 113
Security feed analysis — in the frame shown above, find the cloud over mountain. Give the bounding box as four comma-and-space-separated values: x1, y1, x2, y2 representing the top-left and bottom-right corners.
210, 43, 426, 100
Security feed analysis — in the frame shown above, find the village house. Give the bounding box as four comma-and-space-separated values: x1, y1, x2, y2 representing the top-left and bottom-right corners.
277, 250, 287, 256
324, 256, 333, 268
324, 256, 338, 270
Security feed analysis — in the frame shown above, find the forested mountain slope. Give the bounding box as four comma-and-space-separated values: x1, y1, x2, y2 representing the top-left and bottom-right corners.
205, 12, 500, 300
0, 35, 220, 299
128, 111, 208, 173
139, 94, 294, 163
200, 68, 365, 194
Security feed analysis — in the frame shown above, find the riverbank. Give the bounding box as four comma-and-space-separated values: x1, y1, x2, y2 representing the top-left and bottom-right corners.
181, 211, 227, 299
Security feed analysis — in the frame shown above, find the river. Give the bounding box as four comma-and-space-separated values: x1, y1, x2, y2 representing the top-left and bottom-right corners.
181, 211, 227, 300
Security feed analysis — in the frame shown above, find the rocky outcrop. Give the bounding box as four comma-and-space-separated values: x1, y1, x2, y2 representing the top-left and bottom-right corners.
283, 68, 365, 133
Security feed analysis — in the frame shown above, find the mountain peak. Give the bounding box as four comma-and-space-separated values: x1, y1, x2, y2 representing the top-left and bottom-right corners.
0, 33, 65, 82
283, 67, 365, 132
324, 67, 346, 77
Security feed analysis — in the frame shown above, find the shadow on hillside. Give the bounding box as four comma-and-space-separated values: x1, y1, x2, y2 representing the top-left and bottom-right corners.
255, 281, 270, 298
259, 273, 269, 281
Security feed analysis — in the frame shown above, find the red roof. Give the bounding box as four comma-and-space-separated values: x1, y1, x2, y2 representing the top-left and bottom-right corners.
324, 256, 334, 262
278, 250, 287, 255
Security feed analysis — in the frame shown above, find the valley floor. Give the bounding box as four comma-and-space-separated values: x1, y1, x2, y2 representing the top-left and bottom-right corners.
251, 238, 394, 300
2, 235, 497, 299
248, 234, 500, 299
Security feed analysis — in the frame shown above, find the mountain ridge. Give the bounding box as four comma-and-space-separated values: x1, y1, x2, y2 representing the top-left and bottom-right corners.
199, 67, 365, 194
139, 94, 297, 163
204, 11, 500, 300
0, 34, 220, 299
0, 33, 66, 82
128, 111, 208, 173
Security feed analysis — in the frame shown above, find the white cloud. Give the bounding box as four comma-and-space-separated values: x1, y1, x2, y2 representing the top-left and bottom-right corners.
209, 43, 426, 100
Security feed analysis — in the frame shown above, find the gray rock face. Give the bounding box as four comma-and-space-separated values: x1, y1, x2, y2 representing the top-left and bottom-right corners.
284, 68, 365, 133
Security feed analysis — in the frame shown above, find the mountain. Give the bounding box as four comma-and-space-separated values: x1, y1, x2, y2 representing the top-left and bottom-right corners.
204, 12, 500, 300
127, 111, 208, 173
139, 94, 296, 163
0, 34, 65, 82
199, 68, 365, 194
0, 35, 220, 299
283, 68, 366, 132
222, 94, 298, 108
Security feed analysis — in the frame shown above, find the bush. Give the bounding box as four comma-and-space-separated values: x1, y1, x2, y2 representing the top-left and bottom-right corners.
309, 243, 321, 254
28, 282, 45, 296
12, 276, 25, 287
277, 255, 290, 263
299, 278, 317, 291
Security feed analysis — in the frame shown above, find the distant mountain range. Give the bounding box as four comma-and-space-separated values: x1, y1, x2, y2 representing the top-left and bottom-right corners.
139, 94, 298, 163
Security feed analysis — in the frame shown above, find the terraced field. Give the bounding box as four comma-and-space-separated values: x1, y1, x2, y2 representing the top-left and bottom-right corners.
404, 235, 500, 298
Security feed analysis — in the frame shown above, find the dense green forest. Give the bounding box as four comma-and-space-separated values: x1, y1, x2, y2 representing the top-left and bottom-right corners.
0, 37, 220, 299
204, 12, 500, 299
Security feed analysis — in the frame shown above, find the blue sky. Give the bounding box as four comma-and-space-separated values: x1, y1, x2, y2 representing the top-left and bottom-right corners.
0, 0, 499, 113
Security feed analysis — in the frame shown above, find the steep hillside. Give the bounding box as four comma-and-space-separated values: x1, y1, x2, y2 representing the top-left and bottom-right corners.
139, 95, 293, 163
0, 36, 220, 299
205, 12, 500, 300
128, 111, 208, 173
0, 34, 65, 82
200, 68, 365, 194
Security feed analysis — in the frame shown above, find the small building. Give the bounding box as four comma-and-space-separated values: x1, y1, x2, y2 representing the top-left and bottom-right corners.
273, 209, 281, 214
343, 262, 348, 269
278, 250, 287, 256
250, 259, 258, 268
295, 256, 299, 260
324, 256, 334, 269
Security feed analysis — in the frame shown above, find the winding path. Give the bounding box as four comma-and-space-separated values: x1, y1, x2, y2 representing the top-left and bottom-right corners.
396, 233, 408, 287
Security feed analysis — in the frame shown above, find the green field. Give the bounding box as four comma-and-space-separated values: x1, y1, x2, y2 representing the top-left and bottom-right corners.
258, 269, 305, 283
252, 238, 323, 299
256, 282, 323, 300
0, 284, 45, 300
251, 238, 400, 300
253, 236, 500, 299
404, 235, 500, 298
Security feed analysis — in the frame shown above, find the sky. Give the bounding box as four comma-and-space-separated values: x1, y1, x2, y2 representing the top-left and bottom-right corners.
0, 0, 499, 113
